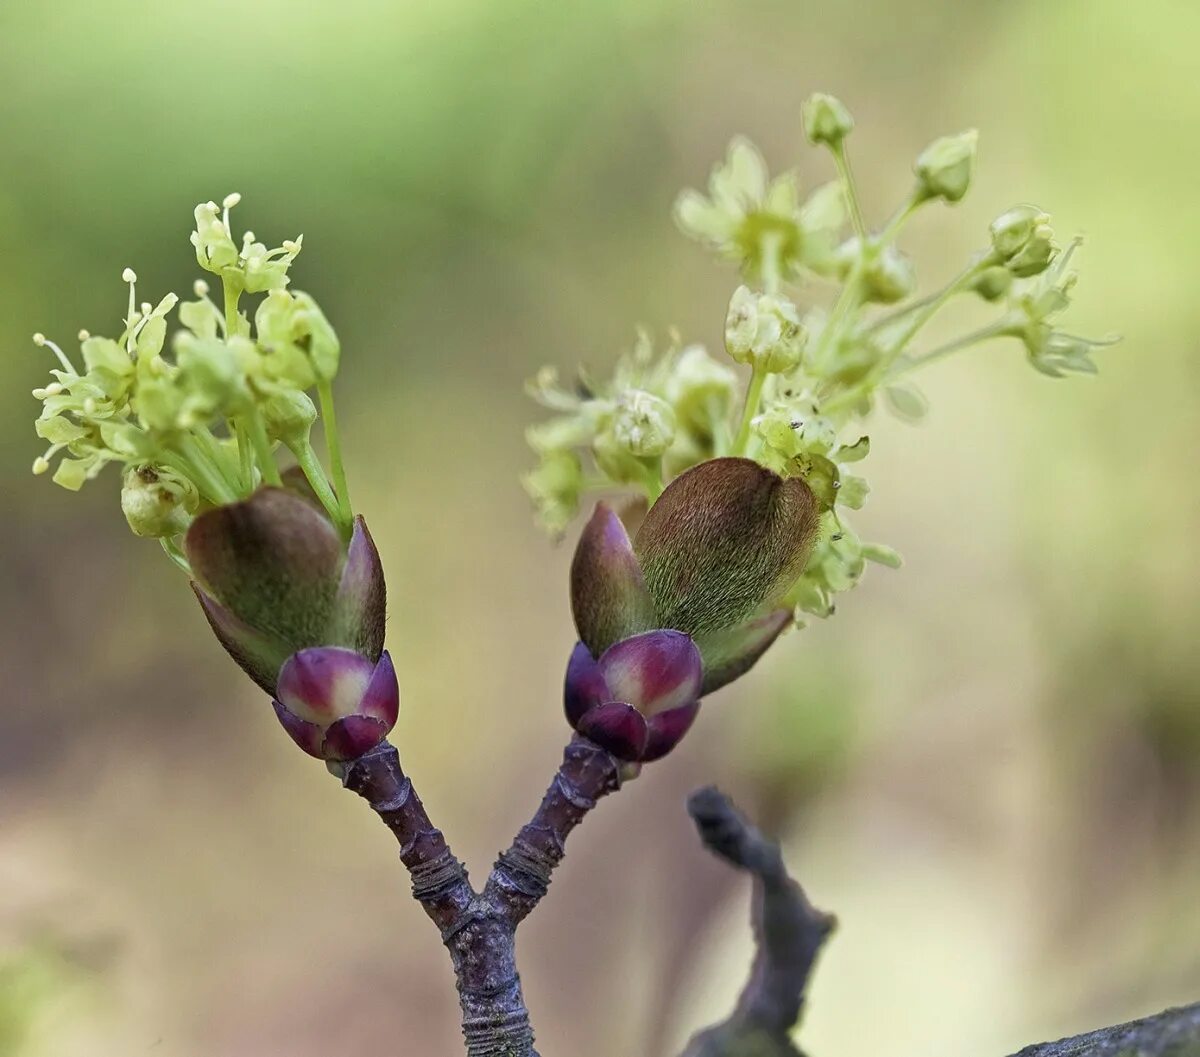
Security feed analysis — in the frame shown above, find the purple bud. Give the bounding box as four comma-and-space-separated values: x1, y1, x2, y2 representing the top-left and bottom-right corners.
598, 630, 702, 717
570, 503, 658, 658
185, 487, 387, 694
330, 516, 387, 663
273, 648, 399, 761
563, 629, 702, 763
576, 701, 649, 761
642, 702, 700, 762
564, 641, 609, 727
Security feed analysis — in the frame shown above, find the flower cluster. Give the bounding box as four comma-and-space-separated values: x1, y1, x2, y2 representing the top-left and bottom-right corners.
31, 194, 352, 556
31, 197, 396, 762
528, 93, 1113, 748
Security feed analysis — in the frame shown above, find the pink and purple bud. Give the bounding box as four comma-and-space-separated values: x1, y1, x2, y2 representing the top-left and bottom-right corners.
185, 486, 386, 696
564, 629, 702, 763
570, 457, 819, 697
273, 647, 399, 761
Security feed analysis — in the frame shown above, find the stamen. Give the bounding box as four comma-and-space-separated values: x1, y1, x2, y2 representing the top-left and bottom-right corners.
193, 279, 210, 297
33, 443, 64, 474
33, 333, 79, 374
122, 268, 138, 352
78, 329, 90, 341
222, 192, 241, 236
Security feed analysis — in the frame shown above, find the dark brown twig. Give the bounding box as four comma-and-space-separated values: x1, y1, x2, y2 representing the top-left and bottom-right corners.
333, 735, 620, 1057
680, 786, 835, 1057
484, 735, 621, 927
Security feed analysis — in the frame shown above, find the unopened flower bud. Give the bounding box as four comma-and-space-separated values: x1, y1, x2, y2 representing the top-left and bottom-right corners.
803, 92, 854, 147
120, 464, 198, 538
610, 390, 677, 458
972, 266, 1014, 301
990, 205, 1056, 276
914, 130, 978, 204
261, 390, 317, 447
990, 205, 1045, 258
861, 244, 916, 304
725, 286, 807, 373
1006, 230, 1057, 279
664, 346, 739, 436
273, 647, 399, 761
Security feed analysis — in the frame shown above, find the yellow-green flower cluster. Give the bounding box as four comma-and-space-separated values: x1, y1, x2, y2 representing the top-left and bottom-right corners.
523, 331, 739, 533
30, 195, 353, 561
527, 92, 1114, 626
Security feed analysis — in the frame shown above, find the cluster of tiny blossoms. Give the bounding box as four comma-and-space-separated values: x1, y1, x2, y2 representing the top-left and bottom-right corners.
525, 93, 1112, 621
30, 195, 354, 568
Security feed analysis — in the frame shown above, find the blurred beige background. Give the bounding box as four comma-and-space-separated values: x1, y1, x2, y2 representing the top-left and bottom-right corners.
2, 0, 1199, 1054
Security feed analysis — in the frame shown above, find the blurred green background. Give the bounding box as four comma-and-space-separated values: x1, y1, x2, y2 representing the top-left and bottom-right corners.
2, 0, 1199, 1054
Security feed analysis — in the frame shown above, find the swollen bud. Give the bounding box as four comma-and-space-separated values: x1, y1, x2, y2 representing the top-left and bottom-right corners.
725, 286, 807, 373
564, 631, 701, 763
186, 487, 387, 695
273, 647, 399, 761
971, 265, 1014, 302
914, 130, 978, 204
261, 389, 317, 447
803, 92, 854, 147
121, 464, 198, 538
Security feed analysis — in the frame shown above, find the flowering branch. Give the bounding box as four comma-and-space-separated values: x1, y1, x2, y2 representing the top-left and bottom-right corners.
27, 93, 1131, 1057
